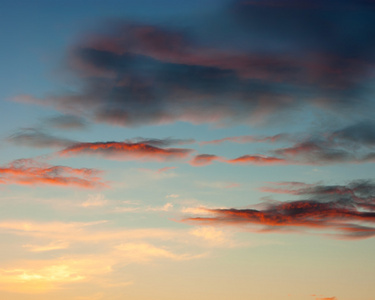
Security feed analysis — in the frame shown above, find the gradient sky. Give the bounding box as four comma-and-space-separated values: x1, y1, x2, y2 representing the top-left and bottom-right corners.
1, 1, 375, 299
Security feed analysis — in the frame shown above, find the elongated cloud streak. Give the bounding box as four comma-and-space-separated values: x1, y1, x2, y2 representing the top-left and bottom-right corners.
8, 129, 76, 149
0, 159, 105, 188
200, 134, 285, 145
60, 141, 193, 161
227, 155, 286, 165
184, 180, 375, 239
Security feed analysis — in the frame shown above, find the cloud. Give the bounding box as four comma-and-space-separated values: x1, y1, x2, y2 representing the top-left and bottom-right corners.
14, 1, 375, 127
7, 128, 76, 149
22, 241, 70, 252
189, 227, 229, 246
273, 141, 354, 165
0, 256, 112, 293
226, 155, 286, 165
200, 134, 286, 145
125, 137, 195, 147
0, 219, 216, 293
166, 194, 179, 198
44, 114, 87, 130
81, 194, 108, 207
157, 166, 177, 173
331, 120, 375, 146
114, 242, 199, 262
271, 121, 375, 165
146, 202, 173, 212
59, 141, 193, 161
190, 154, 221, 166
0, 159, 105, 188
184, 180, 375, 239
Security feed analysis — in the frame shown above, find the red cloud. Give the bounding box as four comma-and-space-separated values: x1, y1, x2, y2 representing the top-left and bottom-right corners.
0, 159, 105, 188
226, 155, 286, 165
60, 142, 193, 161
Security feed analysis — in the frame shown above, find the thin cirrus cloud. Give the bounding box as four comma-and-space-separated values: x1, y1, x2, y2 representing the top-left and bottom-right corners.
43, 114, 88, 130
199, 134, 286, 145
13, 0, 375, 127
0, 159, 105, 188
7, 128, 76, 149
184, 180, 375, 239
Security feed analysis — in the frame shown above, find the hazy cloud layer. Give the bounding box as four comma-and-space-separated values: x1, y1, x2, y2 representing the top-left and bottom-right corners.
44, 115, 87, 130
184, 180, 375, 239
8, 128, 76, 148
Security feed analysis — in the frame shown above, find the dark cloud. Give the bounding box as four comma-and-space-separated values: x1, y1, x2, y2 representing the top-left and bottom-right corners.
0, 159, 105, 188
184, 180, 375, 239
8, 128, 76, 149
271, 121, 375, 165
15, 0, 375, 127
273, 140, 354, 164
331, 121, 375, 146
125, 137, 195, 147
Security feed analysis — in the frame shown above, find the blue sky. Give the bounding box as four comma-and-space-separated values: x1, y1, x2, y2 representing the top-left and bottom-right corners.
1, 1, 375, 299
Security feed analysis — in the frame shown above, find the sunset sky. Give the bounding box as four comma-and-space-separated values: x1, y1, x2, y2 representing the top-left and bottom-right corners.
1, 1, 375, 299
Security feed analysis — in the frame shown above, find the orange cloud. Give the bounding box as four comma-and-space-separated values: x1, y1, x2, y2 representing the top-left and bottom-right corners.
0, 159, 105, 188
60, 142, 192, 161
226, 155, 286, 165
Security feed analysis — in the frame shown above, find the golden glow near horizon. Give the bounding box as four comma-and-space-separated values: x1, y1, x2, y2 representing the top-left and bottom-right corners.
1, 0, 375, 299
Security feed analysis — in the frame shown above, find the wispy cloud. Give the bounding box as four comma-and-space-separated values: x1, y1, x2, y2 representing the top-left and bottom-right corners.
184, 180, 375, 239
81, 194, 108, 207
22, 241, 70, 252
43, 114, 87, 130
190, 154, 221, 166
200, 134, 286, 145
7, 128, 76, 149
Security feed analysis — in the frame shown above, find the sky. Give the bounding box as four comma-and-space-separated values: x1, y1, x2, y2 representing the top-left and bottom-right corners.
1, 0, 375, 299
